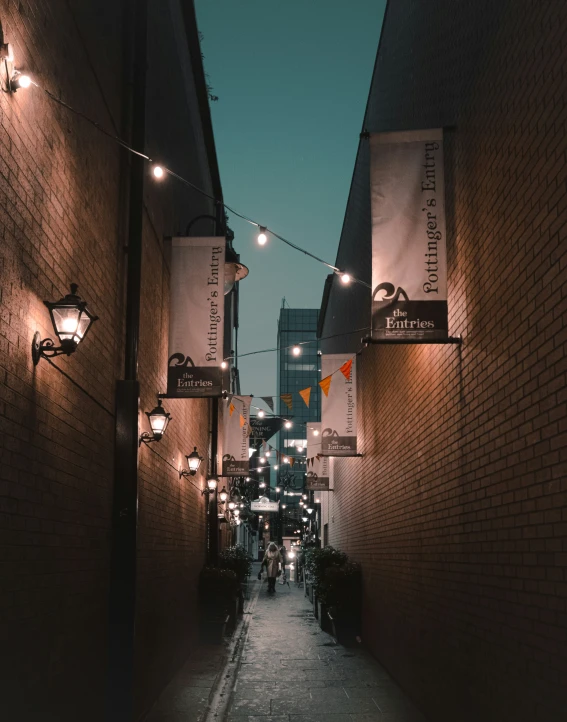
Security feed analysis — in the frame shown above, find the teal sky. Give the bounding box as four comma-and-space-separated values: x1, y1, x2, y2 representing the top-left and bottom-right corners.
195, 0, 386, 401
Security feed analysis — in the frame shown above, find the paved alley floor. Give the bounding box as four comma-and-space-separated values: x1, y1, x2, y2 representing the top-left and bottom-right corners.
146, 567, 427, 722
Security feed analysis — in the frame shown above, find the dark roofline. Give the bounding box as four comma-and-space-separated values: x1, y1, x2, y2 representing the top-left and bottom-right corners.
180, 1, 224, 211
317, 274, 334, 338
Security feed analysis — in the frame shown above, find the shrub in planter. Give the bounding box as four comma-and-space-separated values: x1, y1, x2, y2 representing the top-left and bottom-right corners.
305, 546, 348, 596
218, 544, 253, 582
319, 561, 362, 644
199, 566, 239, 616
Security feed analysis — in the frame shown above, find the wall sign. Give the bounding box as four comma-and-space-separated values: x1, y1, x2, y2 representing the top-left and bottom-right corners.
320, 355, 357, 456
306, 422, 330, 490
222, 395, 251, 476
370, 129, 448, 339
167, 237, 225, 397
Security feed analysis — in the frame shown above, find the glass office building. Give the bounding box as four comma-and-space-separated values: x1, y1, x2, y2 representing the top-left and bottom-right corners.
276, 307, 320, 492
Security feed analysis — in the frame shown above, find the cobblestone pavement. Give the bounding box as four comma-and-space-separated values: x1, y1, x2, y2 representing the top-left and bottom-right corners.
146, 564, 426, 722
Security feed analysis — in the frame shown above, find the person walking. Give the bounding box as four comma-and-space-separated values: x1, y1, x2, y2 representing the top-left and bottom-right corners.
261, 542, 282, 593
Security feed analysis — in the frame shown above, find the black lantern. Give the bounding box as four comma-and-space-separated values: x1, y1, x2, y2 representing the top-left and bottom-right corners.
186, 447, 203, 476
32, 284, 98, 365
219, 487, 229, 503
224, 244, 249, 295
140, 399, 172, 445
201, 477, 218, 496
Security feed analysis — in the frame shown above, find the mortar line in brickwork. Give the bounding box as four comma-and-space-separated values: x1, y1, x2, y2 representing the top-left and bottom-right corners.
144, 442, 202, 493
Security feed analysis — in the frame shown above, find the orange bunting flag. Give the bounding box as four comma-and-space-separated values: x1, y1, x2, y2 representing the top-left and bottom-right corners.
319, 375, 332, 397
290, 457, 295, 467
306, 458, 310, 468
229, 403, 235, 416
280, 393, 293, 410
340, 358, 353, 381
239, 414, 246, 428
310, 457, 315, 466
299, 386, 311, 408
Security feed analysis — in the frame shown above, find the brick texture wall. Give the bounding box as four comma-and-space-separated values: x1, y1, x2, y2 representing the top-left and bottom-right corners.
322, 1, 567, 721
0, 2, 218, 720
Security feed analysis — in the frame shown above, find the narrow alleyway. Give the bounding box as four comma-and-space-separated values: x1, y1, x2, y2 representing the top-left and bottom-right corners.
146, 565, 426, 722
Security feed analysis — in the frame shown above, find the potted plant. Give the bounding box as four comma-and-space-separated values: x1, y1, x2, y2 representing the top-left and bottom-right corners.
318, 561, 362, 645
198, 566, 239, 643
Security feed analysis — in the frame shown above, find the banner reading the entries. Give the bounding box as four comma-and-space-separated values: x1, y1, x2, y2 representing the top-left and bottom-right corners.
321, 355, 357, 456
222, 395, 251, 476
370, 130, 448, 339
167, 237, 225, 397
306, 422, 330, 490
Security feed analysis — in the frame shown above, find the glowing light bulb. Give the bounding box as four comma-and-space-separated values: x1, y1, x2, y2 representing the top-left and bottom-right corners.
221, 360, 228, 369
296, 446, 303, 453
61, 317, 78, 333
18, 74, 31, 89
284, 421, 292, 429
313, 429, 319, 437
259, 482, 266, 488
340, 272, 351, 285
257, 409, 265, 418
315, 498, 321, 503
283, 457, 289, 464
153, 165, 164, 179
274, 465, 279, 470
275, 487, 281, 493
257, 226, 268, 245
291, 345, 301, 356
260, 456, 266, 464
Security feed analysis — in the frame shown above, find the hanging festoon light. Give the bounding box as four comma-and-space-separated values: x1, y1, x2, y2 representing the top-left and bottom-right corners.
219, 487, 229, 503
259, 456, 266, 464
315, 497, 321, 504
282, 504, 287, 509
291, 345, 301, 356
221, 360, 228, 370
340, 272, 351, 285
257, 226, 268, 246
32, 284, 98, 365
283, 456, 290, 464
275, 486, 281, 493
273, 464, 279, 471
140, 399, 172, 445
233, 508, 240, 517
257, 409, 265, 418
284, 421, 292, 429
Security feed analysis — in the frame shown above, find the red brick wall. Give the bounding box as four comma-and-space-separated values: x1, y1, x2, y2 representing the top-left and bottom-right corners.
323, 1, 567, 721
0, 2, 217, 719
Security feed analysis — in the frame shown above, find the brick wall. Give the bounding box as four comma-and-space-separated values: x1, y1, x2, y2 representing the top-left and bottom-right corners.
0, 2, 219, 720
322, 1, 567, 721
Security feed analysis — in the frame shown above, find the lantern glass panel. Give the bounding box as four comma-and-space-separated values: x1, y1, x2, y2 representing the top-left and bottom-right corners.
52, 306, 82, 342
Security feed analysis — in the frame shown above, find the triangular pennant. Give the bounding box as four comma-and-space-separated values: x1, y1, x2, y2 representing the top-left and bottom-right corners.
316, 453, 322, 461
310, 457, 315, 465
340, 359, 353, 381
307, 458, 311, 468
290, 457, 295, 467
229, 403, 235, 417
262, 440, 267, 451
319, 375, 332, 397
299, 386, 311, 408
261, 396, 274, 412
239, 414, 245, 428
280, 393, 293, 410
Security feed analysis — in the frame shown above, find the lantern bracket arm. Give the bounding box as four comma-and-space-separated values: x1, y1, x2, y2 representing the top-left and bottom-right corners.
32, 332, 77, 365
139, 431, 158, 446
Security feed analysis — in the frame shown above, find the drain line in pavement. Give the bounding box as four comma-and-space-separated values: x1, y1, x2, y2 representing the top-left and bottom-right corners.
202, 579, 262, 722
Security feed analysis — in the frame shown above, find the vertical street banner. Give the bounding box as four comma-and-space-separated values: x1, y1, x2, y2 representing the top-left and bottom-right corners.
306, 423, 330, 490
167, 237, 225, 397
321, 355, 357, 456
370, 129, 448, 339
222, 395, 251, 476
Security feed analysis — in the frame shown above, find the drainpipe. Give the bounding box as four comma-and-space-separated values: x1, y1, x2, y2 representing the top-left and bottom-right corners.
106, 0, 147, 719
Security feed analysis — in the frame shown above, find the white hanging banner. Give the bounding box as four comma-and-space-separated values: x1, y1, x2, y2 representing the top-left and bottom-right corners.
321, 355, 357, 456
306, 422, 330, 490
167, 237, 225, 397
222, 395, 251, 476
370, 129, 448, 339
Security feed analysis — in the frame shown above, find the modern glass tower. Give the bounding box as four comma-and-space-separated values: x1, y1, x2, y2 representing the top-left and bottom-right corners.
276, 306, 320, 498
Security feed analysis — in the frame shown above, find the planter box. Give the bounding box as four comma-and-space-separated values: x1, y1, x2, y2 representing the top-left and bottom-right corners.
327, 610, 358, 646
313, 591, 318, 619
200, 614, 230, 644
317, 601, 331, 633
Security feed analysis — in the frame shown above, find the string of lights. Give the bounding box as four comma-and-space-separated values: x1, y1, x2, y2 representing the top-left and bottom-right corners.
10, 69, 371, 289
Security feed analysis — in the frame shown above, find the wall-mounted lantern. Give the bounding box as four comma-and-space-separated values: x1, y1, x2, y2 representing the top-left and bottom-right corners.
32, 284, 98, 365
202, 478, 218, 495
140, 399, 172, 445
179, 447, 203, 478
219, 487, 229, 503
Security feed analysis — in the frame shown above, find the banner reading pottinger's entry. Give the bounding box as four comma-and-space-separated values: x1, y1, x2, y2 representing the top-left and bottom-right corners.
306, 422, 330, 490
370, 130, 448, 339
222, 395, 251, 476
167, 237, 225, 397
321, 355, 357, 456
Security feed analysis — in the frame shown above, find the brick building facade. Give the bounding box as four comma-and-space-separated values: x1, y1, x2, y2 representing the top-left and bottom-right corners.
319, 1, 567, 721
0, 2, 233, 720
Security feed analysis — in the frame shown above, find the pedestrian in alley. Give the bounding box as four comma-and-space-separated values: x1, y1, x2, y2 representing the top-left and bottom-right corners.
261, 542, 282, 593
